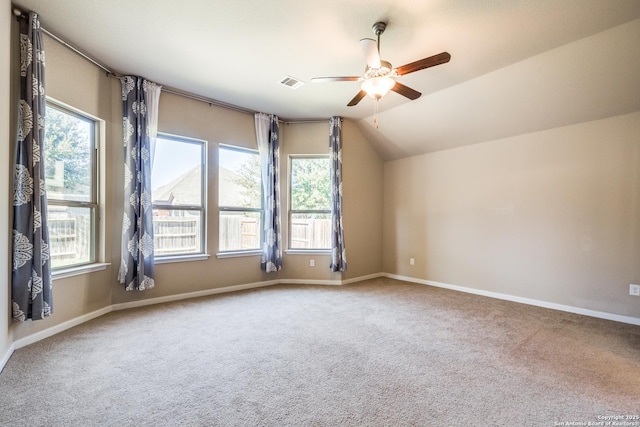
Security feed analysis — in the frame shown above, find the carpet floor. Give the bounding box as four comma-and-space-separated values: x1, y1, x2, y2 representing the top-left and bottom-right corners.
1, 277, 639, 426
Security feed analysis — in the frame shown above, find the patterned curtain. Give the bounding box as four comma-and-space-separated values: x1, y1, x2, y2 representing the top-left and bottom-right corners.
255, 113, 282, 272
117, 76, 161, 291
12, 12, 53, 321
329, 117, 347, 272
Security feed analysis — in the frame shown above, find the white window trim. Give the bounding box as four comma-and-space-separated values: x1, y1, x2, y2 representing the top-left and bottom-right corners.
216, 250, 262, 259
218, 144, 263, 254
45, 97, 104, 271
288, 154, 332, 251
284, 249, 331, 255
154, 253, 211, 264
52, 263, 110, 281
153, 133, 208, 259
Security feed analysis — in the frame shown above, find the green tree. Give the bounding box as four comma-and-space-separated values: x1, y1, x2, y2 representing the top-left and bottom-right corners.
44, 106, 91, 198
291, 158, 330, 210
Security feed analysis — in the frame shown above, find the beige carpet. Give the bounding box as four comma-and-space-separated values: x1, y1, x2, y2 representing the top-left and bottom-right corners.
1, 277, 638, 426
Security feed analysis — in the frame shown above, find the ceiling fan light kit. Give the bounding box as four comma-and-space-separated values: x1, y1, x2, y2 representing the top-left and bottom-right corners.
361, 76, 396, 100
311, 21, 451, 126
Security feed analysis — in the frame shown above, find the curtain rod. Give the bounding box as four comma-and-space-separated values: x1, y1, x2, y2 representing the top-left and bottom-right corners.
12, 6, 255, 116
12, 6, 338, 123
284, 119, 339, 124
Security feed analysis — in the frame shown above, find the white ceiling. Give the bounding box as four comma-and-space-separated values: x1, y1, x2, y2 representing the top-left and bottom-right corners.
13, 0, 640, 160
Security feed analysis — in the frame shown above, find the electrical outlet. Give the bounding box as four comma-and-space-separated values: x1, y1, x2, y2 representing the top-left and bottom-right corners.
410, 258, 415, 266
309, 259, 315, 267
630, 284, 640, 296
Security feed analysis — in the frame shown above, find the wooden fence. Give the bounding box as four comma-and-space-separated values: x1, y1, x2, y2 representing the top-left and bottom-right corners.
219, 216, 260, 251
154, 216, 200, 255
290, 218, 331, 249
49, 213, 332, 264
49, 214, 91, 267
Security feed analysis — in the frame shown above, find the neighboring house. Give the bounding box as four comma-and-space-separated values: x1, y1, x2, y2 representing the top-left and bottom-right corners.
216, 167, 246, 208
153, 165, 244, 207
153, 165, 203, 207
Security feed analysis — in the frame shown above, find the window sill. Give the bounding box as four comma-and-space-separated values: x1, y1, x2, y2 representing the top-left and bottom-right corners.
154, 253, 211, 264
52, 263, 110, 281
216, 250, 262, 259
285, 249, 331, 255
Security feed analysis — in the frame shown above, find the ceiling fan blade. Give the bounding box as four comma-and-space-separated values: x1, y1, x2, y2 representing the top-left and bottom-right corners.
395, 52, 451, 76
311, 76, 361, 83
391, 82, 422, 100
360, 38, 381, 69
347, 90, 367, 107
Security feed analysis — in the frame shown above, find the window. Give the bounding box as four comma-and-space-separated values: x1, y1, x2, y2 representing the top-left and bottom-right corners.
289, 156, 331, 250
44, 101, 99, 269
152, 134, 206, 257
218, 145, 262, 253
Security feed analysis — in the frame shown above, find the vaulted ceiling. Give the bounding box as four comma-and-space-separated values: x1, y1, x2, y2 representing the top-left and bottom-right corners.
13, 0, 640, 159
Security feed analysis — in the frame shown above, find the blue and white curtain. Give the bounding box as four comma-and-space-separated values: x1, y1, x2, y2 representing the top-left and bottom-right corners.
12, 12, 53, 321
329, 117, 347, 272
255, 113, 282, 272
118, 76, 161, 291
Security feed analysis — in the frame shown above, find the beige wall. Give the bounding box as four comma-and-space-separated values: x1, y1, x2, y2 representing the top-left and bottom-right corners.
8, 27, 384, 341
384, 112, 640, 317
341, 121, 384, 280
1, 0, 13, 361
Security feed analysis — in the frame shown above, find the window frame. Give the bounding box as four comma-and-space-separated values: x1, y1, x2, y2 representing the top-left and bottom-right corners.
152, 133, 208, 260
217, 144, 263, 255
288, 154, 331, 252
45, 99, 100, 271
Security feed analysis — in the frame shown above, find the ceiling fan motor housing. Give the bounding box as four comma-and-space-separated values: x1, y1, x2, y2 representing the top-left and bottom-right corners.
365, 60, 394, 78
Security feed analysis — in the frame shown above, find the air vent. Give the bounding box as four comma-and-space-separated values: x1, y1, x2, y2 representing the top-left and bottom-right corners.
279, 76, 304, 89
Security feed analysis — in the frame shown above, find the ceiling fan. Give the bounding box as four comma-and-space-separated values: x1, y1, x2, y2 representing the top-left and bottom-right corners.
311, 22, 451, 107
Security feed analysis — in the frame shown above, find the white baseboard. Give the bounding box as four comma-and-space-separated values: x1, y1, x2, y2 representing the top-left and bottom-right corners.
111, 279, 281, 312
279, 278, 342, 286
0, 343, 15, 374
13, 305, 114, 350
278, 273, 384, 286
385, 273, 640, 326
112, 274, 383, 311
342, 272, 385, 285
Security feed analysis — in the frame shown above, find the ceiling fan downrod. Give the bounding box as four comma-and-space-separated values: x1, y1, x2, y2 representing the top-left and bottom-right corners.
372, 21, 386, 53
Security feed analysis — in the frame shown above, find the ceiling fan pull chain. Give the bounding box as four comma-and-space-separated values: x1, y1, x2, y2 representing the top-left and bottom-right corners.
374, 98, 379, 129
